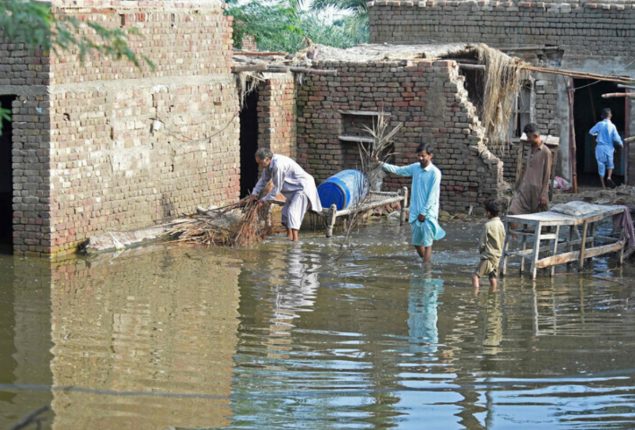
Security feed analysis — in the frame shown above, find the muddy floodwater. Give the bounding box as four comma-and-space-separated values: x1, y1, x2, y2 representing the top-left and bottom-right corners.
1, 221, 635, 429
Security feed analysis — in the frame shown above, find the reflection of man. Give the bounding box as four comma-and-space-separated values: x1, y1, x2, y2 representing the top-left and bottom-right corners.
589, 108, 623, 189
508, 123, 552, 215
250, 148, 322, 241
408, 275, 444, 355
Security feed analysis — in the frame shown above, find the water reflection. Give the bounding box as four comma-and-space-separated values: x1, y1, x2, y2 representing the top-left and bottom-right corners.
1, 222, 635, 429
408, 273, 443, 355
49, 248, 240, 429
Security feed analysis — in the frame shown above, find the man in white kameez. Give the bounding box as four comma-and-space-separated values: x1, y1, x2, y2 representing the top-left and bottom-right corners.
250, 148, 322, 241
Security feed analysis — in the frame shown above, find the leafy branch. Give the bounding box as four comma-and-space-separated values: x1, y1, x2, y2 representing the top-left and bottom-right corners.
0, 0, 153, 132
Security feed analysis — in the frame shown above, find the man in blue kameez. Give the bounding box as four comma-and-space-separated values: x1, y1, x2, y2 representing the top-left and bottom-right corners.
380, 143, 446, 263
589, 108, 623, 189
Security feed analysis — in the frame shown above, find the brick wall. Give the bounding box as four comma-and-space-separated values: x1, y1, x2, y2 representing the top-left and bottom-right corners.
297, 59, 505, 213
0, 37, 52, 254
1, 0, 240, 256
257, 73, 297, 158
368, 0, 635, 72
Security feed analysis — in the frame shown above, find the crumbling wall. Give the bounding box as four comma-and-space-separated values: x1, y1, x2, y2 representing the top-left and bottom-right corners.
2, 0, 240, 255
257, 73, 297, 158
296, 59, 505, 213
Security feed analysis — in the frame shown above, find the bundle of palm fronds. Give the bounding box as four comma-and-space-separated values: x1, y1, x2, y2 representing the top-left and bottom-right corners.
476, 43, 528, 152
168, 199, 271, 247
360, 113, 403, 191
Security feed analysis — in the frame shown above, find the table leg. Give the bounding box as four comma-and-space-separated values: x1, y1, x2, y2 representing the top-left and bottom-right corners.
579, 221, 589, 270
566, 225, 575, 270
530, 222, 542, 280
550, 226, 560, 277
326, 204, 337, 238
501, 219, 510, 276
520, 228, 527, 274
400, 186, 408, 226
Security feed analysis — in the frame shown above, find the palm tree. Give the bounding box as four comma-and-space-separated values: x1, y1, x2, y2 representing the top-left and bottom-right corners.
310, 0, 369, 45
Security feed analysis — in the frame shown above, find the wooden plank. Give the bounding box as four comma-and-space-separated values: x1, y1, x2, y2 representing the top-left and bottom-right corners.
332, 196, 405, 216
338, 135, 375, 144
536, 251, 580, 268
338, 110, 391, 117
583, 241, 625, 259
506, 206, 625, 226
530, 222, 542, 279
550, 226, 560, 277
501, 219, 510, 276
579, 222, 589, 269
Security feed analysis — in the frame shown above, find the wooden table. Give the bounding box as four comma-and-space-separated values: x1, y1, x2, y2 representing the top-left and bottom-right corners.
501, 205, 627, 279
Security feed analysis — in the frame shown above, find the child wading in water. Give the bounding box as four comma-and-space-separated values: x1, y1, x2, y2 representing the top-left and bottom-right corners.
472, 200, 506, 290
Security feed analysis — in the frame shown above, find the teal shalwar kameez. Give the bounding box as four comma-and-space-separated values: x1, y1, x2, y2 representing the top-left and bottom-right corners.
382, 162, 446, 247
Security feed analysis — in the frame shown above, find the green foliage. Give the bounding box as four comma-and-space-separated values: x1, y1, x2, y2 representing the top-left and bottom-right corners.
225, 0, 369, 53
0, 0, 153, 133
311, 0, 369, 14
0, 0, 153, 67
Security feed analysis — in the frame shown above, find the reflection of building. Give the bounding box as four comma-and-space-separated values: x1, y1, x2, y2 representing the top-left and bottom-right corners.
48, 248, 240, 429
0, 259, 54, 429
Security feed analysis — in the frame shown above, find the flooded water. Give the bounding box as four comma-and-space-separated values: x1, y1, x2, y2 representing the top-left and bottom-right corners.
1, 221, 635, 429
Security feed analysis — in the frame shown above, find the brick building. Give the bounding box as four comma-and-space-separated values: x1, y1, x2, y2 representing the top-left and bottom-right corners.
1, 0, 241, 256
368, 0, 635, 188
293, 44, 506, 213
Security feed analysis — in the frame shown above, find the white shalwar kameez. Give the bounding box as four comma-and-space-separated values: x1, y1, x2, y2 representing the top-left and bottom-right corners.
252, 154, 323, 230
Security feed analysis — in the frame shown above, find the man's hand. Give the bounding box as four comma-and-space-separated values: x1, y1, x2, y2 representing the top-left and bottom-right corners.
540, 196, 548, 207
417, 213, 426, 223
247, 194, 258, 203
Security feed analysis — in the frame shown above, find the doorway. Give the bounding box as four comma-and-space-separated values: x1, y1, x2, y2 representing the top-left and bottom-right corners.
573, 80, 626, 187
0, 95, 16, 252
239, 90, 259, 198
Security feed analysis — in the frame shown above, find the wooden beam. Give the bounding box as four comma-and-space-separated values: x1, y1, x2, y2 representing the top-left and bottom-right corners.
536, 250, 579, 268
525, 65, 633, 84
582, 241, 625, 259
235, 51, 287, 56
602, 92, 635, 98
458, 63, 486, 71
232, 64, 268, 73
231, 65, 338, 75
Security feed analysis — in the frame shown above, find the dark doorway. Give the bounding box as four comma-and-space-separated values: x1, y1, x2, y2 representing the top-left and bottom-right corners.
239, 90, 259, 198
0, 95, 16, 252
573, 80, 626, 187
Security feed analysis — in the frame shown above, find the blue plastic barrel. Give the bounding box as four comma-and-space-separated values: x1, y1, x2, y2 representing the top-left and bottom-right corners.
318, 169, 369, 210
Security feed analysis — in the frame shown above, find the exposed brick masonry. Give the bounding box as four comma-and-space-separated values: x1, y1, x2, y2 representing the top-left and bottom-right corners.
1, 0, 240, 255
297, 59, 505, 213
369, 0, 635, 68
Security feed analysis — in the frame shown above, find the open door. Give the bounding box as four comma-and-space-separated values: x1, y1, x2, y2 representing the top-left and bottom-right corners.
239, 90, 259, 198
573, 80, 626, 187
0, 95, 16, 253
